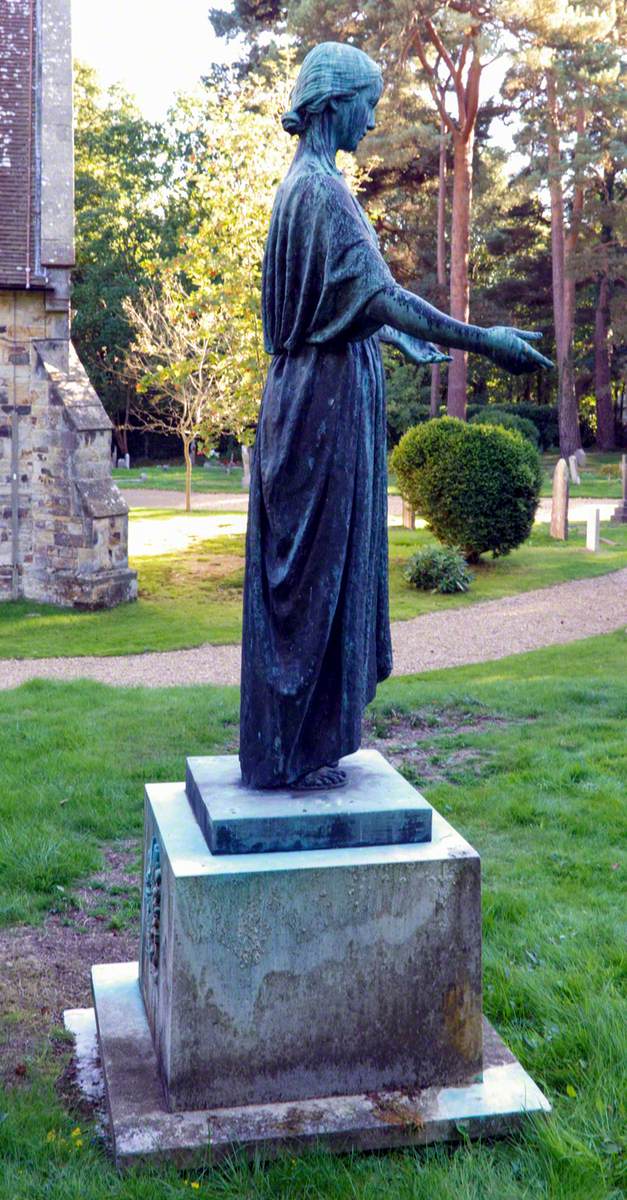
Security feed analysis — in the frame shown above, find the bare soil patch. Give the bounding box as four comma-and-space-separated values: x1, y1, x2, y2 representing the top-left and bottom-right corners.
363, 703, 526, 785
0, 841, 141, 1087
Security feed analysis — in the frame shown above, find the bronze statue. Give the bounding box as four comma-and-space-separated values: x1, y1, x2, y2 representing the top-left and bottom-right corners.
239, 42, 551, 791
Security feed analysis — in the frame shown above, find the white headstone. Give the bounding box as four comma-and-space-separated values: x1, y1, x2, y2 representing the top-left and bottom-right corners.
568, 453, 580, 485
586, 508, 600, 552
241, 445, 251, 490
550, 459, 569, 540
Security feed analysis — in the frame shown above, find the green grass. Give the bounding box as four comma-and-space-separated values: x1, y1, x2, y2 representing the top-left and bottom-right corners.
116, 452, 626, 501
0, 522, 625, 659
390, 451, 624, 500
540, 451, 623, 500
116, 462, 246, 493
0, 632, 625, 1197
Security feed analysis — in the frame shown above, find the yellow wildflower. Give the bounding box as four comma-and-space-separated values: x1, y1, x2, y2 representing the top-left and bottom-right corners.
70, 1126, 82, 1138
46, 1130, 56, 1142
191, 1184, 200, 1191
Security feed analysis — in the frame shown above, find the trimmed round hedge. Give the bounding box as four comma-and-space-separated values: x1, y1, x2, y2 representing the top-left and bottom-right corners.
391, 417, 543, 562
469, 407, 540, 447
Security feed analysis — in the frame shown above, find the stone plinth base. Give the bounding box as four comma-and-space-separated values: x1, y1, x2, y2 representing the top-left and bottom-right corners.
79, 965, 550, 1168
139, 755, 482, 1112
85, 751, 551, 1166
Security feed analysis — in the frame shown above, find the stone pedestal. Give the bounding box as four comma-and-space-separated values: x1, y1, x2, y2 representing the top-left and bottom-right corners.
86, 750, 550, 1166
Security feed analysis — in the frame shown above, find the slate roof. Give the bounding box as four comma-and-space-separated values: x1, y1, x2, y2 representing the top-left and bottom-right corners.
0, 0, 43, 288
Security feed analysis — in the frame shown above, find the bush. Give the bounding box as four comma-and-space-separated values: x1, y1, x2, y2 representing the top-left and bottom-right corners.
469, 407, 540, 447
467, 403, 559, 450
391, 417, 543, 562
403, 546, 473, 594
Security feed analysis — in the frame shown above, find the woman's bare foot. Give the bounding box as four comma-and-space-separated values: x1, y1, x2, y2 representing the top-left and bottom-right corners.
293, 766, 347, 790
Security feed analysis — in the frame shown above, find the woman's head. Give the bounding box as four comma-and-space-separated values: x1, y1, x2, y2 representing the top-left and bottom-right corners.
282, 42, 382, 151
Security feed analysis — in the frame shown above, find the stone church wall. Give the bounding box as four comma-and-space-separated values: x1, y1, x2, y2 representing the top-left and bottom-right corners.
0, 290, 137, 607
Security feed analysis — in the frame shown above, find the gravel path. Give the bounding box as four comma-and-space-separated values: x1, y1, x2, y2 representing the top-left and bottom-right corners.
1, 569, 624, 691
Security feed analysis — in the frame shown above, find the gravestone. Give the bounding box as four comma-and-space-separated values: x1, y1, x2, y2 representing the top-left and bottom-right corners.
568, 453, 580, 485
402, 500, 416, 530
241, 445, 251, 489
586, 508, 600, 552
610, 455, 627, 524
550, 458, 569, 539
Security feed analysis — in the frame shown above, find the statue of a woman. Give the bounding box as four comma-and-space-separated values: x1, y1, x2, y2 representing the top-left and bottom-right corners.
239, 42, 551, 792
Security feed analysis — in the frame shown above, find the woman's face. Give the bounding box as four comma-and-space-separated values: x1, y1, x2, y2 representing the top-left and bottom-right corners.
334, 80, 382, 153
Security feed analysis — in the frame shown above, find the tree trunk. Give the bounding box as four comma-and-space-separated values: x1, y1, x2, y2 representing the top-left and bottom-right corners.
430, 123, 448, 418
183, 437, 193, 512
447, 131, 474, 419
546, 70, 581, 457
594, 271, 615, 450
113, 386, 132, 456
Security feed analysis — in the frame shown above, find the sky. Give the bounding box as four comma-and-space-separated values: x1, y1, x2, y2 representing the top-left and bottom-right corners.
71, 1, 518, 161
71, 0, 239, 120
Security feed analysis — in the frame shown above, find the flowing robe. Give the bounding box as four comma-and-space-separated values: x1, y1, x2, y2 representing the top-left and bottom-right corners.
239, 160, 394, 788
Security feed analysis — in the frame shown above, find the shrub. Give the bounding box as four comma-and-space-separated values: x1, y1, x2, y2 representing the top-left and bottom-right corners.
391, 417, 543, 562
403, 546, 473, 594
467, 403, 559, 450
469, 407, 540, 447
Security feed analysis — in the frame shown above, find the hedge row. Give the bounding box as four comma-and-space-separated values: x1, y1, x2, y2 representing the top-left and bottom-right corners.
387, 401, 596, 451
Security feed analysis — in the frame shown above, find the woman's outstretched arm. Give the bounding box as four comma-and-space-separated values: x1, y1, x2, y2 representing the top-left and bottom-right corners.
367, 286, 553, 376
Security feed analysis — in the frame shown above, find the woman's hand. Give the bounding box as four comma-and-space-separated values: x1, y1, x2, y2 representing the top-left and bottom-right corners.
483, 326, 553, 375
379, 325, 452, 366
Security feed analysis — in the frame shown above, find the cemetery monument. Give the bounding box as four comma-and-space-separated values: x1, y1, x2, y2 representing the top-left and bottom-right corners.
78, 42, 552, 1164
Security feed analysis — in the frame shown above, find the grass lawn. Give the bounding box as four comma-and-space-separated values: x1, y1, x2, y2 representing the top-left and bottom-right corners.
540, 451, 623, 500
1, 521, 625, 659
0, 632, 625, 1197
116, 462, 246, 493
390, 451, 624, 500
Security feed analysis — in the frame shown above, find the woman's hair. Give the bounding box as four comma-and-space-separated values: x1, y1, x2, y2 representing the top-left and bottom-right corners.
282, 41, 382, 136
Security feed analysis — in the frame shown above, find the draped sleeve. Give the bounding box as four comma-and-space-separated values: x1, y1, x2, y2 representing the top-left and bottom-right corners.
262, 168, 394, 353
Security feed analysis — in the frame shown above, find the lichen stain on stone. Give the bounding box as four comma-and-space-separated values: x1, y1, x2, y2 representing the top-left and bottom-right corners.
367, 1091, 425, 1131
442, 977, 482, 1064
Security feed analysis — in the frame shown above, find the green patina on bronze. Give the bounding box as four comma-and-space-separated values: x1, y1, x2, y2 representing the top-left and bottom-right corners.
239, 41, 552, 792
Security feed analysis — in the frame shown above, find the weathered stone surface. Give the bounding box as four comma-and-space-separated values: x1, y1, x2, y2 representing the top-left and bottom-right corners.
586, 508, 600, 552
84, 968, 550, 1168
139, 777, 482, 1112
568, 453, 581, 485
0, 300, 137, 607
550, 458, 569, 540
0, 0, 135, 609
402, 500, 416, 530
186, 750, 432, 854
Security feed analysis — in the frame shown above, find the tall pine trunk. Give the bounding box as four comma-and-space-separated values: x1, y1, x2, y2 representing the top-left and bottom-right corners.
430, 123, 447, 417
546, 70, 582, 457
447, 131, 474, 419
594, 270, 615, 450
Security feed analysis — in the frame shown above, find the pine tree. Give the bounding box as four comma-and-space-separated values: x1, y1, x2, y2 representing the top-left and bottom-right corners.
504, 0, 623, 456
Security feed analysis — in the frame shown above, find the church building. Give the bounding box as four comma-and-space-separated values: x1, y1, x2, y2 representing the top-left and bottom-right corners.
0, 0, 136, 606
